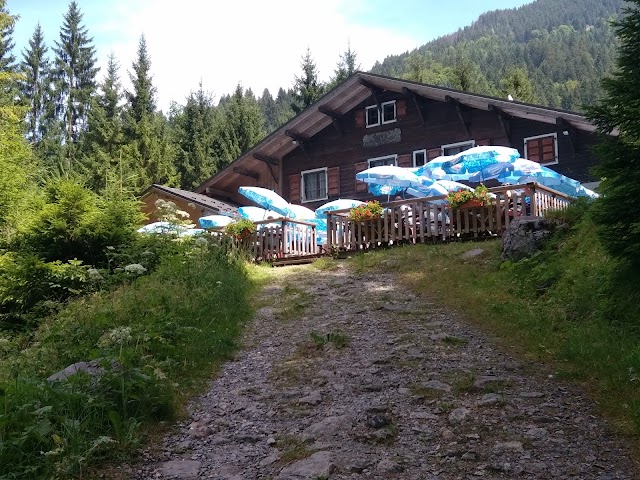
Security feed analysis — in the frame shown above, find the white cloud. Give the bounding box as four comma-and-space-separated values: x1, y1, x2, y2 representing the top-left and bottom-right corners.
95, 0, 420, 110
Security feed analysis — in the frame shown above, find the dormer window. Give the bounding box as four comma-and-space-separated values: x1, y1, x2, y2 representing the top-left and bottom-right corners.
365, 100, 397, 128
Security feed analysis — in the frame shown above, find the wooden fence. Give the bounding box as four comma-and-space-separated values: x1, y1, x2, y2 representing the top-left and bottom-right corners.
210, 218, 318, 261
326, 182, 572, 252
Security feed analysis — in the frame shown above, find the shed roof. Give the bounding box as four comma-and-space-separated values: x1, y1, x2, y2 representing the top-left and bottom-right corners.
144, 184, 239, 216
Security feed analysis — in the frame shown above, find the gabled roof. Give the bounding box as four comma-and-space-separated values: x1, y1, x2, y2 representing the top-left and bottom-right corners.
144, 184, 239, 216
196, 71, 601, 198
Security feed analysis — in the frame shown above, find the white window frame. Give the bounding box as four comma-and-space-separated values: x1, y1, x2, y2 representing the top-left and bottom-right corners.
365, 100, 397, 128
367, 154, 397, 169
441, 140, 476, 156
365, 105, 380, 128
300, 167, 328, 203
381, 100, 397, 125
412, 149, 427, 168
524, 132, 558, 166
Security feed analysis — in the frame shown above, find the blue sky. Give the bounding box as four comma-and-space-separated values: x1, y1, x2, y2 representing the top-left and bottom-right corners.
9, 0, 533, 110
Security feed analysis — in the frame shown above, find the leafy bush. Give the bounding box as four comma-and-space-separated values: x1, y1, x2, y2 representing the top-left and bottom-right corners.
17, 178, 144, 266
349, 201, 383, 222
0, 241, 254, 478
224, 218, 256, 239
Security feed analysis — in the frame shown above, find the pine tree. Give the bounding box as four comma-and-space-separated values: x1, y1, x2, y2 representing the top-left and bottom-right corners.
587, 0, 640, 265
0, 6, 33, 239
291, 48, 325, 114
52, 0, 99, 165
450, 50, 494, 95
258, 88, 278, 133
500, 67, 538, 103
79, 53, 128, 191
0, 0, 15, 71
173, 83, 217, 189
20, 23, 49, 145
214, 84, 264, 169
123, 35, 177, 190
331, 42, 359, 87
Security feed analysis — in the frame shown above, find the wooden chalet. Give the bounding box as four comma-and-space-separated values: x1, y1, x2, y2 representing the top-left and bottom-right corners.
141, 184, 238, 225
196, 72, 602, 210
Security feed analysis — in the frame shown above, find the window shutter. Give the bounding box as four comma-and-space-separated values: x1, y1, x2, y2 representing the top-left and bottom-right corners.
289, 174, 301, 203
355, 110, 365, 128
526, 136, 556, 164
396, 99, 407, 118
354, 161, 368, 193
327, 167, 340, 196
397, 154, 411, 168
476, 139, 491, 146
427, 148, 441, 160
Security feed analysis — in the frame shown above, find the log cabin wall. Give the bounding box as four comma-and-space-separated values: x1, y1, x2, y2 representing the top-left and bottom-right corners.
280, 91, 600, 208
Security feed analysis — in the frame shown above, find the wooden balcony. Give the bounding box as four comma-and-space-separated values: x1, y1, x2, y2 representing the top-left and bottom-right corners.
325, 183, 572, 252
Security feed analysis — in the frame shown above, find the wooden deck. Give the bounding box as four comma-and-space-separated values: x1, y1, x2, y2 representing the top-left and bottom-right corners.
325, 183, 572, 252
210, 182, 572, 263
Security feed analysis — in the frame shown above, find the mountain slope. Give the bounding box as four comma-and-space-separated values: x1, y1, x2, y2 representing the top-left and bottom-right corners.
370, 0, 626, 111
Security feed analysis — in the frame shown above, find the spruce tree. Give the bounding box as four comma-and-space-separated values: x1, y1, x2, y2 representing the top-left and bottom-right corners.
173, 83, 217, 189
214, 84, 264, 169
500, 67, 538, 103
80, 53, 128, 191
0, 6, 33, 239
291, 48, 325, 114
52, 0, 99, 164
20, 23, 49, 145
123, 35, 177, 189
0, 0, 15, 71
330, 42, 359, 87
258, 88, 278, 133
587, 0, 640, 265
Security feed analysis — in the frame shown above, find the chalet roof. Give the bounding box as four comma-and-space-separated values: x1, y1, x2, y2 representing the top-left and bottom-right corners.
145, 184, 239, 216
196, 71, 602, 197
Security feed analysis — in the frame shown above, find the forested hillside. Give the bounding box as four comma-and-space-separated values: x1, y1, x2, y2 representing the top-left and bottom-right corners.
371, 0, 626, 111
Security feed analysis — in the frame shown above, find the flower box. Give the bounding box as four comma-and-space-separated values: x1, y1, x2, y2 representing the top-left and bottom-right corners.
458, 198, 485, 209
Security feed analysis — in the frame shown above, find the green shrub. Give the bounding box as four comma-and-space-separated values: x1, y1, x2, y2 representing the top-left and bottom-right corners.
225, 218, 256, 239
0, 242, 254, 478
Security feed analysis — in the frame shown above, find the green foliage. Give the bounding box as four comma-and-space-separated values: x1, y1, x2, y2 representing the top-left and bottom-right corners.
371, 0, 625, 110
446, 185, 491, 208
51, 0, 99, 161
0, 242, 254, 478
224, 218, 256, 239
18, 178, 143, 265
587, 0, 640, 266
349, 201, 383, 222
19, 22, 49, 145
500, 66, 538, 103
291, 48, 325, 114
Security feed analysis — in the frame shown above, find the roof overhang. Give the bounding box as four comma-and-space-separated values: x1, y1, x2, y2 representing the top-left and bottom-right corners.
196, 71, 603, 198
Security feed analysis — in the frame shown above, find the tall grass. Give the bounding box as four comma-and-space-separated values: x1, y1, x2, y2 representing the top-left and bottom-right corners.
348, 206, 640, 436
0, 242, 255, 479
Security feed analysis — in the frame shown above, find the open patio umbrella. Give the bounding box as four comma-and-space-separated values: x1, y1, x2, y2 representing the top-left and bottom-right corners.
405, 180, 472, 201
467, 158, 542, 183
355, 165, 426, 188
238, 186, 290, 216
238, 206, 281, 221
286, 204, 316, 220
315, 199, 365, 217
516, 166, 584, 197
198, 215, 234, 229
420, 147, 521, 182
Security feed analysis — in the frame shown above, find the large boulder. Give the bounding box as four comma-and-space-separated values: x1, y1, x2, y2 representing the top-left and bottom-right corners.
501, 216, 561, 261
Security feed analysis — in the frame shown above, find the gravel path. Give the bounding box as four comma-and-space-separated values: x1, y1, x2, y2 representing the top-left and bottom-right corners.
132, 262, 637, 479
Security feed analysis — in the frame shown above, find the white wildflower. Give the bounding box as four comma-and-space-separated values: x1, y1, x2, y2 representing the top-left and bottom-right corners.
87, 268, 103, 281
124, 263, 147, 275
176, 209, 190, 219
216, 281, 222, 287
99, 326, 133, 347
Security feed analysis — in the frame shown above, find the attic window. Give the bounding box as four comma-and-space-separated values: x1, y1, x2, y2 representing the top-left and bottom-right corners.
365, 100, 396, 127
441, 140, 475, 156
524, 133, 558, 166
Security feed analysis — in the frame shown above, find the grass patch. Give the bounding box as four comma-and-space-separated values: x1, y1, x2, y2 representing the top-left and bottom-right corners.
276, 283, 312, 321
309, 331, 350, 349
346, 210, 640, 438
442, 335, 469, 346
275, 435, 314, 464
0, 243, 257, 479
